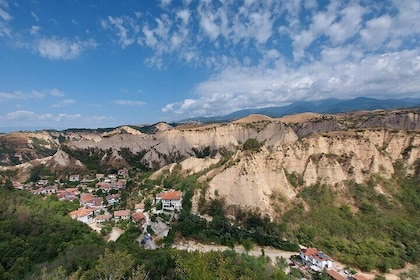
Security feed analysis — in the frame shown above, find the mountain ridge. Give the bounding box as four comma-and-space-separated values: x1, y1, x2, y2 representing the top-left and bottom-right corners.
179, 97, 420, 123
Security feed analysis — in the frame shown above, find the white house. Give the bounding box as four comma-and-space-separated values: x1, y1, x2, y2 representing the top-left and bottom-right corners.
114, 210, 131, 221
300, 248, 333, 269
160, 190, 183, 211
69, 207, 95, 224
69, 174, 80, 182
118, 168, 129, 178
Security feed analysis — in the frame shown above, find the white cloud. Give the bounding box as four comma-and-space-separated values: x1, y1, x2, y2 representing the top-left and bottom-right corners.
101, 16, 138, 48
161, 0, 171, 7
114, 100, 145, 106
31, 11, 39, 21
1, 110, 114, 129
6, 110, 36, 120
1, 88, 65, 103
0, 91, 25, 101
36, 37, 96, 60
163, 49, 420, 117
0, 0, 9, 8
30, 25, 41, 35
198, 11, 220, 40
52, 99, 75, 108
0, 1, 11, 37
0, 7, 11, 21
176, 9, 190, 25
360, 15, 392, 49
326, 4, 365, 44
48, 88, 65, 97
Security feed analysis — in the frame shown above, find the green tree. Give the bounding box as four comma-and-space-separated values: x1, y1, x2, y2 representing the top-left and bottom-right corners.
95, 249, 134, 280
242, 238, 254, 254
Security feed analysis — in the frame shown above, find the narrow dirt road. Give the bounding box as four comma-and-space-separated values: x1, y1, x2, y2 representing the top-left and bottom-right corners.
172, 240, 297, 263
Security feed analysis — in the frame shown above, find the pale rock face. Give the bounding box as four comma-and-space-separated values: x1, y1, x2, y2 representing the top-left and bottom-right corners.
206, 149, 296, 216
181, 157, 220, 175
150, 157, 220, 180
194, 129, 419, 217
51, 149, 84, 168
68, 121, 298, 168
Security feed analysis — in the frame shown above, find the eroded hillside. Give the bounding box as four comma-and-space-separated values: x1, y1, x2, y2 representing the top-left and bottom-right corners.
1, 109, 419, 201
193, 129, 419, 217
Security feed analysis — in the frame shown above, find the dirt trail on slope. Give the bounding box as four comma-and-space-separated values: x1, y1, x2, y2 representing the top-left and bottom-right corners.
172, 240, 296, 262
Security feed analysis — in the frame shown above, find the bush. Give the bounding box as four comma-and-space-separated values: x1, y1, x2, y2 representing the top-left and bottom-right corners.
243, 138, 262, 151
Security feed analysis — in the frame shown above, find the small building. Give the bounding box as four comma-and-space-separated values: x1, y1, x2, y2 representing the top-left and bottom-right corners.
96, 182, 111, 193
114, 210, 131, 221
112, 180, 126, 190
95, 214, 112, 223
132, 212, 146, 225
31, 185, 57, 195
118, 168, 129, 177
327, 269, 346, 280
69, 207, 95, 224
300, 247, 333, 269
96, 174, 105, 180
69, 174, 80, 182
80, 193, 103, 208
36, 179, 49, 186
106, 194, 121, 205
161, 190, 183, 211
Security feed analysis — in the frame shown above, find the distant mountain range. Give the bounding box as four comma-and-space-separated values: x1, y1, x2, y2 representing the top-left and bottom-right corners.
179, 97, 420, 123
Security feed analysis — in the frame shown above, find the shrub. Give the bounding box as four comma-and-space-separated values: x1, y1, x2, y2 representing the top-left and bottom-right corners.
243, 138, 262, 151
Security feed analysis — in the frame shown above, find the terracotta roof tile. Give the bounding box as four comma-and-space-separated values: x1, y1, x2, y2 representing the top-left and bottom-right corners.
161, 190, 182, 200
327, 270, 346, 280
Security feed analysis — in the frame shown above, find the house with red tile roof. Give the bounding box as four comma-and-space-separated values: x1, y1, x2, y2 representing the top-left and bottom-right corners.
159, 190, 183, 211
300, 247, 333, 269
69, 207, 95, 224
114, 210, 131, 221
80, 193, 103, 208
118, 168, 129, 177
96, 182, 111, 192
132, 212, 146, 224
56, 189, 77, 201
327, 269, 346, 280
112, 180, 125, 190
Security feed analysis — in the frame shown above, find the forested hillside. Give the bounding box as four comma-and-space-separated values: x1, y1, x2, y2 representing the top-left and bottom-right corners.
0, 182, 288, 280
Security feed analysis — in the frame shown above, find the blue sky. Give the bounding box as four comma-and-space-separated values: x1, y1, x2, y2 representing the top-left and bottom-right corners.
0, 0, 419, 131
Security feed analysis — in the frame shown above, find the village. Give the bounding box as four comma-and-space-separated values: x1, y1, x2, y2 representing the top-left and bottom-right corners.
18, 168, 373, 280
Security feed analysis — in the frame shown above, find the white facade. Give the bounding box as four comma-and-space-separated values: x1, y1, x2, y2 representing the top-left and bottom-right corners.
162, 198, 182, 211
300, 248, 333, 269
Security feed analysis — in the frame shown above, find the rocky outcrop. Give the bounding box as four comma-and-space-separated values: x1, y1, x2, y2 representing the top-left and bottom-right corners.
194, 129, 420, 217
65, 121, 298, 168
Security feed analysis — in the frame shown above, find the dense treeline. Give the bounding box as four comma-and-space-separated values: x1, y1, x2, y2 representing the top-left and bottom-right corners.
0, 186, 105, 279
60, 146, 113, 172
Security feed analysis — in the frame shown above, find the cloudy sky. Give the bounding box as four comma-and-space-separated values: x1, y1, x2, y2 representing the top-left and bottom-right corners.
0, 0, 419, 131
